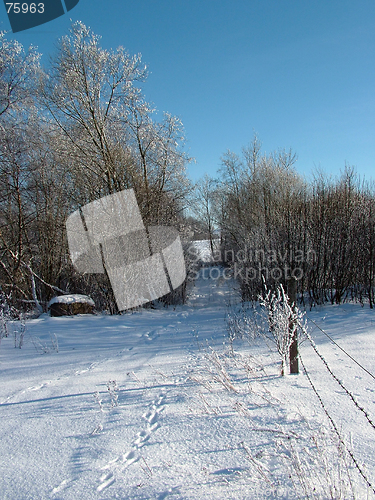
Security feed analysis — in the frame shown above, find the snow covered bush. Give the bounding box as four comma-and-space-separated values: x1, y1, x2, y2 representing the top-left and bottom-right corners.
13, 317, 26, 349
259, 283, 306, 376
225, 303, 260, 348
0, 292, 17, 344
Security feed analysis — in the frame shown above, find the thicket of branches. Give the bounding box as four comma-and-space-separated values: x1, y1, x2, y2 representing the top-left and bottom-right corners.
2, 23, 373, 314
0, 23, 191, 313
195, 136, 375, 308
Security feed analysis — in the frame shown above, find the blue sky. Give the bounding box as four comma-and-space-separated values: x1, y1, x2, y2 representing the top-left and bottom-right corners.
2, 0, 375, 182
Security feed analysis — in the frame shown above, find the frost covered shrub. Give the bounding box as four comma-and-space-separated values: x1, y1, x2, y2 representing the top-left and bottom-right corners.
225, 304, 260, 348
0, 292, 18, 340
259, 284, 305, 376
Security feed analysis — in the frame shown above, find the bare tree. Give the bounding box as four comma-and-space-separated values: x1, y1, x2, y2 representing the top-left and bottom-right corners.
218, 135, 305, 299
216, 136, 375, 307
190, 174, 218, 255
127, 108, 191, 224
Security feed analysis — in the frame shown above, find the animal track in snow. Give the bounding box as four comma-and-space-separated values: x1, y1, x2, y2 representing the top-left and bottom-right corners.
97, 392, 166, 490
122, 449, 139, 468
75, 362, 99, 376
28, 383, 47, 391
143, 396, 165, 430
51, 478, 73, 496
134, 429, 151, 448
97, 471, 115, 492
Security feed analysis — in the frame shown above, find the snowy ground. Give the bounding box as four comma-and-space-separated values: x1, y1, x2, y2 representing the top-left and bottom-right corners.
1, 261, 375, 499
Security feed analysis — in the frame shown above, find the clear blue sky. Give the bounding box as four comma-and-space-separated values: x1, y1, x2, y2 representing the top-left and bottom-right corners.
2, 0, 375, 182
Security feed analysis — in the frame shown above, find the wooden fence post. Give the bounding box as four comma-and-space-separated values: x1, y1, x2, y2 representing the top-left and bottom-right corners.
288, 277, 299, 374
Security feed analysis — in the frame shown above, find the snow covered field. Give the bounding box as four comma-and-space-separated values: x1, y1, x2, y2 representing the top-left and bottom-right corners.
1, 264, 375, 499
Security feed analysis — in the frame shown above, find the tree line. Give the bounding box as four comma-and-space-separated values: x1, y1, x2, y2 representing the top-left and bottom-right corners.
1, 23, 373, 314
194, 136, 375, 308
0, 22, 191, 313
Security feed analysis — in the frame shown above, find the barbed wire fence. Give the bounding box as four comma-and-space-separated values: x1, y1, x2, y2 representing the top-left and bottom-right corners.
226, 284, 375, 495
299, 315, 375, 496
306, 315, 375, 381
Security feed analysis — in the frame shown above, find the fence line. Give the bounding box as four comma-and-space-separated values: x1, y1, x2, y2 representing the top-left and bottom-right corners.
299, 352, 375, 496
306, 315, 375, 381
302, 324, 375, 433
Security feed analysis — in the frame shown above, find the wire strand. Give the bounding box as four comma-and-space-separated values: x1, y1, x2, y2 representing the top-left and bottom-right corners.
303, 326, 375, 433
299, 353, 375, 496
306, 315, 375, 381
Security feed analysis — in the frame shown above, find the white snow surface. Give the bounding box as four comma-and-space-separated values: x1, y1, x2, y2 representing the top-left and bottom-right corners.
1, 268, 375, 499
48, 294, 95, 307
188, 239, 220, 263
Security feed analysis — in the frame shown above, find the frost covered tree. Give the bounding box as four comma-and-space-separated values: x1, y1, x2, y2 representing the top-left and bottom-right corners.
0, 25, 191, 313
126, 107, 191, 225
218, 135, 306, 299
216, 135, 375, 307
40, 21, 147, 197
0, 32, 40, 118
0, 33, 42, 310
40, 21, 190, 219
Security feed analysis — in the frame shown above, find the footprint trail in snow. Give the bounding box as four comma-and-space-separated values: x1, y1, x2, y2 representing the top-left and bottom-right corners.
97, 392, 166, 492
